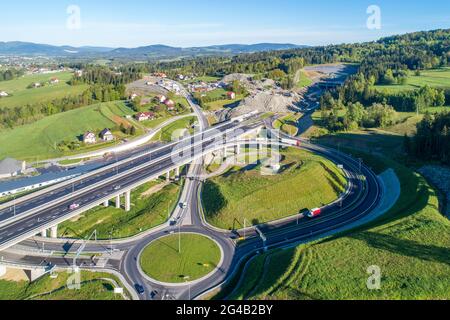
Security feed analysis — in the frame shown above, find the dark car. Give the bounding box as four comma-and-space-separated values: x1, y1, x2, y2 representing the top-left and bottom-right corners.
135, 284, 145, 295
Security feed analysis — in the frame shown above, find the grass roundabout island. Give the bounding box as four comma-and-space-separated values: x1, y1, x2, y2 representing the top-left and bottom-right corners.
139, 233, 222, 284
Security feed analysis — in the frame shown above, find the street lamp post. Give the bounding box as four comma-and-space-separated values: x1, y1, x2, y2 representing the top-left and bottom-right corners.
12, 195, 16, 216
114, 154, 119, 176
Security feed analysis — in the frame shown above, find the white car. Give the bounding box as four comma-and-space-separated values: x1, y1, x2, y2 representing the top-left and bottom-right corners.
180, 202, 188, 209
69, 203, 80, 210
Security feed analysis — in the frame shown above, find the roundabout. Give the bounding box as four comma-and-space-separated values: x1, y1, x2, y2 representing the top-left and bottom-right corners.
138, 233, 223, 284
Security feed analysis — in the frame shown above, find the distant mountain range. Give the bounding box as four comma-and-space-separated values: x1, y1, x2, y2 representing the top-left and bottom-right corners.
0, 41, 307, 60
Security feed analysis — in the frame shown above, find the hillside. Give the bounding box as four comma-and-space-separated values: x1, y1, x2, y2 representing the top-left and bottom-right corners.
0, 41, 305, 60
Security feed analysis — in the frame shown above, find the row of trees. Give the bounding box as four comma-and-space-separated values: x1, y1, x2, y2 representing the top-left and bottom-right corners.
69, 65, 142, 86
0, 69, 24, 82
0, 84, 125, 129
405, 112, 450, 165
321, 100, 397, 132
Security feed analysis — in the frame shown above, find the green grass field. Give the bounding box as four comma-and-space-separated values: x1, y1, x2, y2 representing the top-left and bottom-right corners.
202, 148, 347, 230
273, 114, 301, 136
59, 180, 182, 239
0, 101, 136, 161
230, 151, 450, 300
0, 271, 128, 300
227, 117, 450, 300
202, 88, 244, 111
140, 233, 221, 283
296, 70, 313, 88
153, 116, 197, 142
374, 68, 450, 93
0, 72, 88, 108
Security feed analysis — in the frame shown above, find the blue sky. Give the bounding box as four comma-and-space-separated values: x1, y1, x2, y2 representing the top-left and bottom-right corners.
1, 0, 449, 47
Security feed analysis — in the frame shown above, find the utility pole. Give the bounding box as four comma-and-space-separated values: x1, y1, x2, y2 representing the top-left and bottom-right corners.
178, 223, 181, 254
184, 276, 191, 300
168, 202, 171, 219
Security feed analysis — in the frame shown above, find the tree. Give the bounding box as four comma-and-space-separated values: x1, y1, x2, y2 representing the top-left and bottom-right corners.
382, 69, 396, 85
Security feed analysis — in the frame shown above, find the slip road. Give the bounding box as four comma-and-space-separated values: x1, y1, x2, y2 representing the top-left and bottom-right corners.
176, 305, 274, 317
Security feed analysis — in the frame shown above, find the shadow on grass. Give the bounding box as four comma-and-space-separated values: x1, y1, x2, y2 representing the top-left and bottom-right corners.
350, 231, 450, 265
202, 181, 228, 219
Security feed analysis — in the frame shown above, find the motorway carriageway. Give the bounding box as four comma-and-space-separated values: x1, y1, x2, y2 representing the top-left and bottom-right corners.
0, 121, 262, 249
0, 119, 246, 224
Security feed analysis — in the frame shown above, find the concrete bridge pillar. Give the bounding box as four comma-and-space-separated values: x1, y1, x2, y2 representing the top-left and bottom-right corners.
235, 144, 241, 155
50, 225, 58, 239
40, 229, 47, 238
223, 147, 228, 159
0, 265, 6, 277
24, 268, 47, 282
103, 200, 109, 207
175, 167, 180, 179
166, 171, 171, 182
125, 190, 131, 212
115, 195, 121, 209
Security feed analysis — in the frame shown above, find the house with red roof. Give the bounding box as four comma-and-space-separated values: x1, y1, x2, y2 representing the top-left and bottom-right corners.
135, 112, 155, 122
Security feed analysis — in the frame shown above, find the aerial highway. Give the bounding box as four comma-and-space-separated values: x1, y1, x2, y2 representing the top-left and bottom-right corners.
0, 87, 384, 301
0, 114, 262, 251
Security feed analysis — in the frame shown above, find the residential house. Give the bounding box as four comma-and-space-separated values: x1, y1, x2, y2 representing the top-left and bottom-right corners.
156, 95, 167, 103
83, 132, 97, 144
100, 128, 115, 142
153, 72, 167, 78
32, 82, 42, 88
130, 93, 139, 100
135, 112, 155, 122
50, 77, 60, 84
227, 92, 236, 100
164, 99, 176, 111
0, 91, 8, 97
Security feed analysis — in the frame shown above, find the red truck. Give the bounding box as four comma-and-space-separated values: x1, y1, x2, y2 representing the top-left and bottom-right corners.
307, 208, 322, 218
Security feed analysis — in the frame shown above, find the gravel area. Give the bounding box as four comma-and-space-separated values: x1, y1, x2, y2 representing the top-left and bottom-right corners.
418, 165, 450, 218
222, 74, 302, 116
